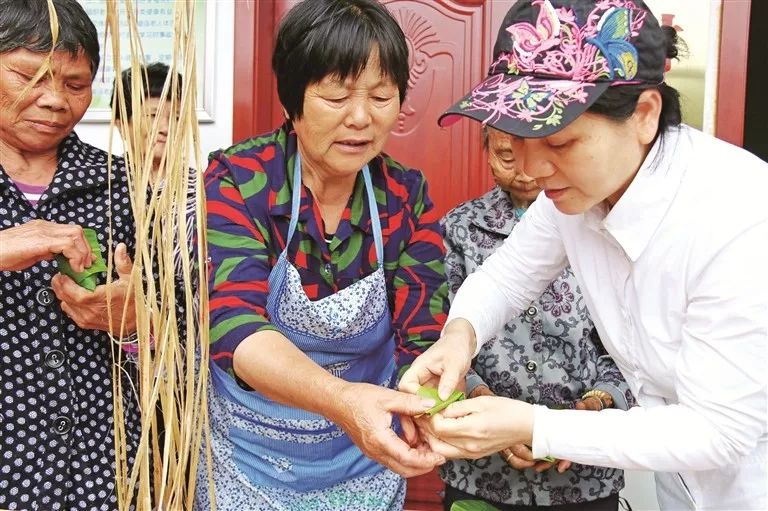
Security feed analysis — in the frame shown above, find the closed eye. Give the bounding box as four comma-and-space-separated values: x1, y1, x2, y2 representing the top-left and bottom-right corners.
547, 138, 572, 149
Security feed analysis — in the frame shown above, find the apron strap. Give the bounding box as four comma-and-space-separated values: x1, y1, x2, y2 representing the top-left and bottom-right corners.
362, 166, 384, 268
286, 153, 384, 267
286, 152, 303, 244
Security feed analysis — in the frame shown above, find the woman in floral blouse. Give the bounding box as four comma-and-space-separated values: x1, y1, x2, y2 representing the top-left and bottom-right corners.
439, 127, 633, 511
197, 1, 448, 509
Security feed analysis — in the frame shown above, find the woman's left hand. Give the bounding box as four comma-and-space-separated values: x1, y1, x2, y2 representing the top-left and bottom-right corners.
415, 395, 535, 460
330, 382, 445, 478
51, 243, 137, 336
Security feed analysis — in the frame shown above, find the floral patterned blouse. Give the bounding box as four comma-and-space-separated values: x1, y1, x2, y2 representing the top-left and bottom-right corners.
439, 186, 634, 507
205, 124, 449, 377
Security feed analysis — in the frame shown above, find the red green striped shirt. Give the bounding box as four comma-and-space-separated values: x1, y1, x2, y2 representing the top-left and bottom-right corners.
205, 124, 449, 377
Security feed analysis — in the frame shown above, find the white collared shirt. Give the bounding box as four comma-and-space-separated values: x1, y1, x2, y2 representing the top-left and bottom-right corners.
447, 125, 768, 510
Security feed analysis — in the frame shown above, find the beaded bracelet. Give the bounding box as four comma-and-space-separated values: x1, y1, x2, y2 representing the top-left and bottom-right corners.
581, 389, 613, 410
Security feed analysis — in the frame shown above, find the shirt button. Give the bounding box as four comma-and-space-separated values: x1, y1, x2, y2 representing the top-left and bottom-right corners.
52, 416, 72, 435
36, 287, 54, 306
526, 306, 538, 317
525, 360, 538, 373
45, 350, 65, 369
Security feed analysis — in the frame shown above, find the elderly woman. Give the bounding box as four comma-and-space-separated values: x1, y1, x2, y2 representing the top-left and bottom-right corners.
439, 126, 632, 511
402, 0, 767, 509
0, 0, 140, 509
199, 0, 448, 509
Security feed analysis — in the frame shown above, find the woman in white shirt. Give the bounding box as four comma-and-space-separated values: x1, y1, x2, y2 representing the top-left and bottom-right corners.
400, 1, 768, 509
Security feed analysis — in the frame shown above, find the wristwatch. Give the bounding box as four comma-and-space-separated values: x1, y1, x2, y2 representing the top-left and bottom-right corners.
581, 389, 613, 410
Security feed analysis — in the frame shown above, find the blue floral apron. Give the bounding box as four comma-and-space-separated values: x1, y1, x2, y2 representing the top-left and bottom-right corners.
196, 155, 405, 510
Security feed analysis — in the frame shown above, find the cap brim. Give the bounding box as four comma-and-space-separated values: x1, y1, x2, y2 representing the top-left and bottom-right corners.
438, 73, 610, 138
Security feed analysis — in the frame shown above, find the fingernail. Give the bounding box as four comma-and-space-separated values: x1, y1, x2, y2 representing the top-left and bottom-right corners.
421, 399, 436, 408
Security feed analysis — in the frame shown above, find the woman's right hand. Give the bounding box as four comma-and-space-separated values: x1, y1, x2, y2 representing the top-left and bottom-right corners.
399, 318, 477, 401
0, 220, 94, 272
329, 381, 445, 478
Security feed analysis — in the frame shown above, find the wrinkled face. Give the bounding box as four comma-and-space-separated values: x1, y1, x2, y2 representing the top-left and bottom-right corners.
125, 97, 176, 172
291, 49, 400, 179
508, 112, 651, 214
486, 127, 539, 204
0, 48, 92, 154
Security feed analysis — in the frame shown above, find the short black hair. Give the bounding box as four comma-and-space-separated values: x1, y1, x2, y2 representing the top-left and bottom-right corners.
0, 0, 99, 78
272, 0, 409, 120
110, 62, 183, 121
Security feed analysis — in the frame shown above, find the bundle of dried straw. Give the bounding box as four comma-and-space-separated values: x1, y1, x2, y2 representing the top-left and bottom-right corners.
43, 0, 212, 508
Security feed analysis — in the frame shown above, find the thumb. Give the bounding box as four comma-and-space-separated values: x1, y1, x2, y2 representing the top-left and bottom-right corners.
398, 361, 430, 395
115, 243, 134, 278
386, 390, 435, 416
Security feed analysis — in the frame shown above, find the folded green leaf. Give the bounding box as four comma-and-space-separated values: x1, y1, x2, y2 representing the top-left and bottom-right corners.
417, 385, 465, 416
450, 499, 500, 511
55, 227, 107, 291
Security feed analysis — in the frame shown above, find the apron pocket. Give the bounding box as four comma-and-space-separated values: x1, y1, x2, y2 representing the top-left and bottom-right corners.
230, 423, 383, 492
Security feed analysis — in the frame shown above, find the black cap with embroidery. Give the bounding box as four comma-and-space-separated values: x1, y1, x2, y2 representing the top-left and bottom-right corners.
438, 0, 666, 137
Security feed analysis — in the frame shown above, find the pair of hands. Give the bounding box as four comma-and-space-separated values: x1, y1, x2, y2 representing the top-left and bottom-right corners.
0, 219, 137, 336
391, 318, 598, 473
327, 319, 494, 478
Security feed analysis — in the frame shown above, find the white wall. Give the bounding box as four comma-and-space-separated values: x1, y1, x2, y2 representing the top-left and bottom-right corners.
75, 0, 235, 165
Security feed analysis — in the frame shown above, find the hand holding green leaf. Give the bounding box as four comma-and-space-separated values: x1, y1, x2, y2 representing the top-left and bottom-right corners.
55, 228, 106, 291
417, 385, 465, 416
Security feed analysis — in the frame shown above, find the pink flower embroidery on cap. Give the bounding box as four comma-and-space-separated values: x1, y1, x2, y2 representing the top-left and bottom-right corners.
459, 0, 647, 132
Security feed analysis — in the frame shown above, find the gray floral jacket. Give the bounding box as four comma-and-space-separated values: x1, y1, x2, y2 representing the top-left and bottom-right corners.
439, 186, 635, 506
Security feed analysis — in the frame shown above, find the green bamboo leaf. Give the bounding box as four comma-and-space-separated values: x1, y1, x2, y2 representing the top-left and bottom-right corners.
56, 227, 107, 291
417, 385, 465, 416
451, 499, 500, 511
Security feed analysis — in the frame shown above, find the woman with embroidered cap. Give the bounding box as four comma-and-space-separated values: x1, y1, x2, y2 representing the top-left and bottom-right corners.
198, 0, 448, 509
400, 0, 768, 509
0, 0, 142, 508
439, 125, 634, 511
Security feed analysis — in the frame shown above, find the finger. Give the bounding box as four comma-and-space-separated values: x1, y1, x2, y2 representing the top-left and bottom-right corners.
400, 416, 418, 447
75, 227, 95, 268
500, 449, 517, 467
533, 460, 556, 473
574, 400, 587, 411
437, 358, 464, 402
506, 452, 536, 470
378, 427, 444, 467
422, 430, 468, 460
114, 243, 133, 279
378, 453, 437, 478
398, 358, 438, 395
512, 443, 534, 461
51, 274, 89, 303
53, 233, 90, 273
580, 397, 602, 411
557, 459, 572, 473
439, 399, 477, 419
384, 389, 436, 416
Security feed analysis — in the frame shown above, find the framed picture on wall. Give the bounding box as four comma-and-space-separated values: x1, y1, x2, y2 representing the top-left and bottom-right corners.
78, 0, 216, 123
